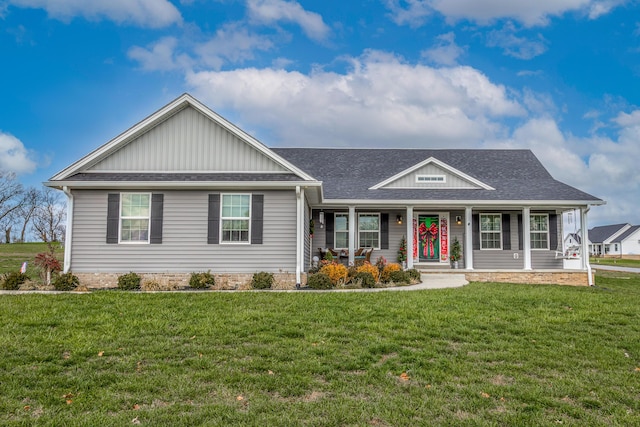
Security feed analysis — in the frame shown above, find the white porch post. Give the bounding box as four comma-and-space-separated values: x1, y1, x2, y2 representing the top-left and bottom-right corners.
522, 207, 532, 270
295, 186, 304, 286
348, 206, 356, 265
406, 206, 414, 269
464, 206, 473, 269
580, 207, 590, 270
62, 186, 74, 273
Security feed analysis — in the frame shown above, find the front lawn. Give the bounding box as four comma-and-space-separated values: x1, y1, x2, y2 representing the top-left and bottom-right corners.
0, 273, 638, 426
591, 257, 640, 268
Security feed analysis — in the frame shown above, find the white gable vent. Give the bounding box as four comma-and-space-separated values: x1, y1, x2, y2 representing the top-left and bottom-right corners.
416, 174, 446, 183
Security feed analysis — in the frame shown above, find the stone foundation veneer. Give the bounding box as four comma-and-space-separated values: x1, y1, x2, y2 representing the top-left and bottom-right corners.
74, 272, 303, 290
459, 270, 593, 286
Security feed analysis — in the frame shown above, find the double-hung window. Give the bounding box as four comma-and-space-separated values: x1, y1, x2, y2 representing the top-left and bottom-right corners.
358, 213, 380, 248
334, 213, 349, 249
221, 194, 251, 243
480, 213, 502, 249
530, 214, 549, 249
120, 193, 151, 243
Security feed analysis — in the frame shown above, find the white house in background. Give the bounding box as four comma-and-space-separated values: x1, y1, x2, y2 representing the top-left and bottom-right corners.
587, 223, 640, 256
564, 232, 583, 249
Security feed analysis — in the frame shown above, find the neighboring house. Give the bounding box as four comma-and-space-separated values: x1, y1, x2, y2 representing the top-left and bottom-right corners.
564, 232, 582, 248
589, 224, 640, 256
45, 94, 604, 287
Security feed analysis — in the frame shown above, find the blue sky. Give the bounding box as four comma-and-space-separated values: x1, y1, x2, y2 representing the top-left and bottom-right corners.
1, 0, 640, 228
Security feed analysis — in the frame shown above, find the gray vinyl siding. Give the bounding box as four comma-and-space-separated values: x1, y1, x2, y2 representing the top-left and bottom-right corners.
383, 163, 480, 189
70, 189, 297, 273
88, 106, 288, 173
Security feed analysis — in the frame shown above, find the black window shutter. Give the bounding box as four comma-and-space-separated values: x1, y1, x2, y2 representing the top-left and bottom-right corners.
251, 194, 264, 245
381, 213, 389, 249
325, 213, 334, 247
502, 214, 511, 250
517, 214, 523, 250
150, 194, 164, 244
207, 194, 220, 244
549, 213, 558, 250
472, 214, 479, 250
106, 193, 120, 244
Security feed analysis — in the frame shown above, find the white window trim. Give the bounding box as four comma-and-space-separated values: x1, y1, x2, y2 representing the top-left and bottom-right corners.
357, 212, 381, 250
334, 212, 349, 249
119, 192, 151, 244
479, 213, 502, 250
530, 213, 549, 251
416, 174, 446, 183
220, 193, 252, 245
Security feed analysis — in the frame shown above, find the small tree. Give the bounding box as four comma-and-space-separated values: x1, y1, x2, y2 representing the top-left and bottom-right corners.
31, 188, 66, 254
34, 252, 62, 285
397, 235, 407, 264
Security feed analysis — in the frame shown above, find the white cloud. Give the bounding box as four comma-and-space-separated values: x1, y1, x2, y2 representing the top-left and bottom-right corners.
194, 23, 274, 70
246, 0, 330, 42
0, 132, 37, 174
128, 37, 190, 71
486, 22, 547, 59
186, 50, 523, 147
7, 0, 182, 28
421, 32, 464, 66
385, 0, 622, 28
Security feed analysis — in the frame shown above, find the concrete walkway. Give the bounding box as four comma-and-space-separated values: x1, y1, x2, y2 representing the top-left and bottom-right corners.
591, 264, 640, 274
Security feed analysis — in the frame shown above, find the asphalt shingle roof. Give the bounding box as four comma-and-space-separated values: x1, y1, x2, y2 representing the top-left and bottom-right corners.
273, 148, 602, 202
588, 224, 629, 243
612, 225, 640, 243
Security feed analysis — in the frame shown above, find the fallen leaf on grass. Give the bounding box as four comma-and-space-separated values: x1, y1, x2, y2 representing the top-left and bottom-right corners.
63, 393, 73, 399
23, 405, 30, 411
634, 367, 640, 372
481, 392, 490, 398
425, 384, 431, 389
624, 352, 630, 358
236, 395, 244, 401
190, 336, 196, 340
98, 351, 104, 357
133, 404, 140, 410
62, 351, 71, 360
66, 399, 73, 405
131, 416, 141, 424
399, 372, 410, 381
268, 370, 274, 375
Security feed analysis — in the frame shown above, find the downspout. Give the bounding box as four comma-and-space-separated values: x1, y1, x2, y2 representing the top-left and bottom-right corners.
295, 186, 303, 288
62, 186, 73, 273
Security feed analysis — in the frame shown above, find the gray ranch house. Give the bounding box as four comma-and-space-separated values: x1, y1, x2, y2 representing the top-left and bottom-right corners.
46, 94, 604, 288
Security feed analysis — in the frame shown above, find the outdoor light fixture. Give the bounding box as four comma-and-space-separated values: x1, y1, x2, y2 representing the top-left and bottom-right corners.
396, 214, 403, 225
319, 211, 325, 228
456, 215, 462, 225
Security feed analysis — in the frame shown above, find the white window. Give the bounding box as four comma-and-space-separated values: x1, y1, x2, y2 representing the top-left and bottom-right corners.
334, 213, 349, 248
480, 213, 501, 249
530, 214, 549, 250
120, 193, 150, 243
416, 175, 446, 183
358, 213, 380, 248
221, 194, 251, 243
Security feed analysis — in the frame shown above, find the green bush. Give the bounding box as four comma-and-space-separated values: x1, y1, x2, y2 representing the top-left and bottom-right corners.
307, 273, 333, 290
189, 271, 215, 289
388, 270, 410, 285
352, 271, 376, 288
251, 272, 274, 289
52, 272, 79, 291
1, 272, 29, 290
407, 268, 421, 281
117, 272, 141, 290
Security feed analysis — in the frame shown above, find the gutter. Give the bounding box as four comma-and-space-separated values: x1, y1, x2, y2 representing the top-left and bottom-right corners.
62, 186, 73, 273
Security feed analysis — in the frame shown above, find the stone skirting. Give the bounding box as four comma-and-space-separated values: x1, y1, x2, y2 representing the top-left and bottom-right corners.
455, 270, 593, 286
74, 272, 303, 290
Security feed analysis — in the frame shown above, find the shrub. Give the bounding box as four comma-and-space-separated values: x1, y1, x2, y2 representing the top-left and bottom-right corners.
407, 268, 421, 281
251, 271, 274, 289
52, 272, 79, 291
319, 262, 349, 286
117, 272, 141, 290
375, 256, 387, 273
189, 271, 215, 289
141, 280, 163, 291
356, 261, 380, 282
307, 273, 333, 290
1, 272, 29, 290
388, 270, 410, 285
380, 263, 403, 283
352, 271, 376, 288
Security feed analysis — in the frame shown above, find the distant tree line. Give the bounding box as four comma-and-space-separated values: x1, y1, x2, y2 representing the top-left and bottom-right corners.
0, 172, 65, 249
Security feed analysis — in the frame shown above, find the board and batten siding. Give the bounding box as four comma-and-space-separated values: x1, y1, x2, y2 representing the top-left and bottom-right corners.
88, 106, 288, 173
70, 189, 297, 273
383, 164, 480, 189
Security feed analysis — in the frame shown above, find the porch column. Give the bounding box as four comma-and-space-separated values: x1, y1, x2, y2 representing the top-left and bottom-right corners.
406, 206, 414, 269
348, 206, 356, 265
62, 186, 74, 273
580, 207, 590, 270
295, 186, 304, 286
464, 206, 473, 270
522, 207, 532, 270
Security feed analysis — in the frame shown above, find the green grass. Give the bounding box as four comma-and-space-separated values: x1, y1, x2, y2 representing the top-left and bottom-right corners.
0, 272, 639, 426
0, 242, 64, 282
590, 257, 640, 268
